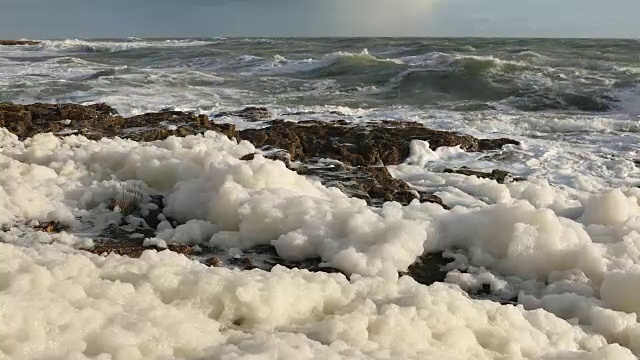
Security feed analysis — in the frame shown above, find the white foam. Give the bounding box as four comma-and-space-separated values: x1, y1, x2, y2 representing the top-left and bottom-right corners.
3, 125, 640, 356
0, 129, 430, 277
0, 243, 635, 360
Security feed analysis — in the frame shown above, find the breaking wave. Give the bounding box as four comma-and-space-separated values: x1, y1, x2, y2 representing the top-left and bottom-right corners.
262, 50, 632, 112
36, 38, 214, 54
269, 49, 404, 75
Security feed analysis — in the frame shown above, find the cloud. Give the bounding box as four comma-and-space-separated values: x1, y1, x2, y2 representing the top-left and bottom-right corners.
342, 0, 441, 35
180, 0, 443, 36
5, 0, 635, 38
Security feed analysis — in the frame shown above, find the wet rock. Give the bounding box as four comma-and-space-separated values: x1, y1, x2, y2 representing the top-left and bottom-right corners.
99, 222, 156, 240
213, 106, 271, 121
402, 252, 453, 286
32, 221, 68, 234
126, 110, 208, 128
238, 119, 519, 166
419, 194, 451, 210
0, 103, 32, 135
0, 103, 212, 141
228, 257, 256, 270
0, 40, 40, 46
205, 256, 222, 267
208, 122, 238, 139
0, 102, 121, 139
1, 104, 518, 161
442, 167, 524, 183
298, 162, 449, 208
240, 151, 291, 166
140, 195, 166, 230
89, 238, 192, 258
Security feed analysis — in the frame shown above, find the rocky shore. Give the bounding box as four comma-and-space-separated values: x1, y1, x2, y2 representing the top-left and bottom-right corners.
0, 40, 40, 46
0, 102, 521, 291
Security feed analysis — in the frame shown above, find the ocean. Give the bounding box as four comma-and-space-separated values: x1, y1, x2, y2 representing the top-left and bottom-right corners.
1, 38, 640, 359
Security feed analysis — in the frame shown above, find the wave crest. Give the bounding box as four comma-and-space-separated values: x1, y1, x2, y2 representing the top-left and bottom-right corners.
37, 39, 214, 53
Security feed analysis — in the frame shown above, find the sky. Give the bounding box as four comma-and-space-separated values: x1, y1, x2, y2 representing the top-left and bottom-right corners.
1, 0, 639, 38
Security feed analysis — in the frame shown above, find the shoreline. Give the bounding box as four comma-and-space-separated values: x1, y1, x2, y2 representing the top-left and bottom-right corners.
0, 101, 520, 299
0, 40, 41, 46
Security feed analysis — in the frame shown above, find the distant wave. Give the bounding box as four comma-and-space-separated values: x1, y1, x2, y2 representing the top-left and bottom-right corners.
37, 39, 215, 53
268, 49, 404, 75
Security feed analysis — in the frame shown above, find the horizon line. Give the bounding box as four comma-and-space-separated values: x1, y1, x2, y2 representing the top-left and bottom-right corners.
13, 35, 640, 41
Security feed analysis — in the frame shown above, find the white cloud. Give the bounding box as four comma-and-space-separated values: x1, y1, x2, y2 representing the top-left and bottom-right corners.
337, 0, 441, 36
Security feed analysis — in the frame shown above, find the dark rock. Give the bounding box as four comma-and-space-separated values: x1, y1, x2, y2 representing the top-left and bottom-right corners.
238, 120, 518, 166
89, 238, 192, 258
402, 252, 453, 286
480, 283, 492, 295
419, 194, 451, 210
0, 103, 212, 141
205, 256, 222, 267
240, 153, 256, 161
228, 257, 256, 270
32, 221, 68, 233
240, 150, 291, 165
213, 107, 272, 121
442, 167, 524, 183
126, 110, 207, 127
140, 195, 166, 230
0, 102, 121, 140
0, 40, 40, 46
86, 103, 119, 115
298, 163, 449, 208
1, 104, 518, 162
208, 123, 238, 139
0, 103, 32, 135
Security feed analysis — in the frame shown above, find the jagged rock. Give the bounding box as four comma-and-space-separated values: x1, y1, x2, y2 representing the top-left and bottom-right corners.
0, 40, 40, 46
298, 163, 449, 208
1, 104, 518, 161
213, 106, 271, 121
0, 102, 120, 139
402, 252, 453, 286
208, 123, 238, 139
32, 221, 68, 233
89, 238, 192, 258
443, 167, 524, 183
0, 104, 32, 135
240, 150, 291, 165
238, 119, 519, 166
0, 103, 208, 141
126, 110, 207, 127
